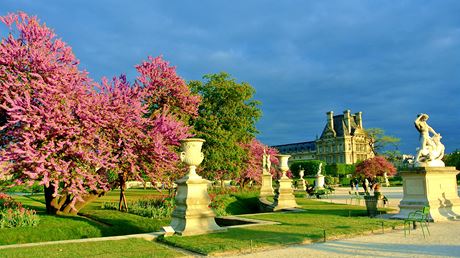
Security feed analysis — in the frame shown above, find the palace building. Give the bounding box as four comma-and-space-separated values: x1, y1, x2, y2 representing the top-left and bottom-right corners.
273, 110, 374, 164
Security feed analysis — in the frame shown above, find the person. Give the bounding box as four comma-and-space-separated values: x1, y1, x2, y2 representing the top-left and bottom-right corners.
305, 181, 315, 197
354, 178, 359, 192
350, 180, 355, 191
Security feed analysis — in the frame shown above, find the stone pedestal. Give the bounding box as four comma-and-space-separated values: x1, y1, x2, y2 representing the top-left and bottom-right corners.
271, 176, 298, 211
170, 174, 226, 236
169, 138, 226, 236
260, 173, 274, 197
315, 175, 325, 189
393, 167, 460, 222
298, 178, 306, 191
271, 154, 298, 211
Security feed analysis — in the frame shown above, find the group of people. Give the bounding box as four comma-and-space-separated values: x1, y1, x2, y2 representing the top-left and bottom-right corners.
349, 178, 380, 193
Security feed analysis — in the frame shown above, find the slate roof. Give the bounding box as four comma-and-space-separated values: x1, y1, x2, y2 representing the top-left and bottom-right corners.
320, 113, 360, 139
272, 141, 316, 154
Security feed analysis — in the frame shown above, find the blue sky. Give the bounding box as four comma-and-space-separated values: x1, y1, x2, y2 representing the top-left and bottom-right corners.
2, 1, 460, 154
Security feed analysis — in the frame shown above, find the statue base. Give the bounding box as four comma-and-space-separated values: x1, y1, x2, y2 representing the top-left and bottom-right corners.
170, 175, 226, 236
393, 167, 460, 222
270, 176, 298, 211
315, 175, 325, 190
260, 173, 274, 197
298, 178, 306, 191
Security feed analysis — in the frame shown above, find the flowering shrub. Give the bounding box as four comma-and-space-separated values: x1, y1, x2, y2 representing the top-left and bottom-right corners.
0, 193, 39, 228
102, 196, 175, 219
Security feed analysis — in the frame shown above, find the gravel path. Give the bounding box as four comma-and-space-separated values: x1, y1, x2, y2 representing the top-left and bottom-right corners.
221, 187, 460, 258
222, 220, 460, 257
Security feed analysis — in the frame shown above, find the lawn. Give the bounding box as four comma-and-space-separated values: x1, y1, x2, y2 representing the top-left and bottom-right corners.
0, 238, 185, 258
3, 188, 404, 257
1, 189, 170, 245
160, 199, 402, 255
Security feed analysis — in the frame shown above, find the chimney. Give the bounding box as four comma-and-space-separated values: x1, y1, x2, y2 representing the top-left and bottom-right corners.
355, 112, 363, 128
343, 110, 351, 134
326, 111, 334, 130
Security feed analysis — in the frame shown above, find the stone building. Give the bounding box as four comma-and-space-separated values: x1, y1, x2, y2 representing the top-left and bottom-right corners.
273, 110, 374, 164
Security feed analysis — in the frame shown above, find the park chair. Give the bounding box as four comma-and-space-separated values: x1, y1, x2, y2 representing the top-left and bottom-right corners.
348, 191, 362, 205
404, 206, 430, 238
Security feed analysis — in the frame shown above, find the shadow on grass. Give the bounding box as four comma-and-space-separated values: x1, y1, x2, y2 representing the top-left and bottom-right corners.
160, 226, 324, 255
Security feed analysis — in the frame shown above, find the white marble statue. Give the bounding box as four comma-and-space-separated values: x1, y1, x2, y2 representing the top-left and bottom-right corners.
262, 149, 271, 174
317, 163, 322, 176
414, 113, 445, 167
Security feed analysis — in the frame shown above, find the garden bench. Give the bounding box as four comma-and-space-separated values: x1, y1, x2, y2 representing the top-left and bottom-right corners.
404, 206, 430, 238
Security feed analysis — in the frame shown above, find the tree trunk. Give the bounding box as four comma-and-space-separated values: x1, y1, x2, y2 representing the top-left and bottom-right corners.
44, 186, 105, 215
44, 185, 58, 214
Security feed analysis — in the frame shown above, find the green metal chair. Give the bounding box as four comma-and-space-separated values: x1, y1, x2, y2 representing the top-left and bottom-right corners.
348, 191, 362, 205
404, 206, 430, 238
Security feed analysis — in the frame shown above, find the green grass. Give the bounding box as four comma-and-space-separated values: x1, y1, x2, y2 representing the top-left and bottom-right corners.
0, 238, 185, 258
1, 190, 170, 245
160, 199, 403, 255
4, 189, 404, 256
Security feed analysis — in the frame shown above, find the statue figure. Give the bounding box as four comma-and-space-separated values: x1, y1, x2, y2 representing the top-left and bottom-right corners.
262, 149, 271, 174
317, 163, 322, 176
414, 113, 445, 166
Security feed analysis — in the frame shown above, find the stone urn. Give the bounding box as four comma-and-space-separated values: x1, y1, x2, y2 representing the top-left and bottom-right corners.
179, 138, 205, 178
169, 138, 225, 235
276, 154, 290, 178
271, 154, 298, 211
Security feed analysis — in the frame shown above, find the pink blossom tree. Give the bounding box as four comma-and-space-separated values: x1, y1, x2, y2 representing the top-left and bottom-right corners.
135, 56, 201, 121
355, 156, 397, 179
0, 12, 199, 214
0, 12, 110, 214
93, 75, 193, 211
238, 139, 279, 188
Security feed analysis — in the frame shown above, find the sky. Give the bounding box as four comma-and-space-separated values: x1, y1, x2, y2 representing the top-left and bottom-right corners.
2, 1, 460, 155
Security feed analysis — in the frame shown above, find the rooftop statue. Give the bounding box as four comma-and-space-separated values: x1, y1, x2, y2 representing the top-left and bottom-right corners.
414, 113, 445, 167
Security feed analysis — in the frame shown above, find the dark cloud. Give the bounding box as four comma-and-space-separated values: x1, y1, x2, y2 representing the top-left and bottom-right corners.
2, 0, 460, 154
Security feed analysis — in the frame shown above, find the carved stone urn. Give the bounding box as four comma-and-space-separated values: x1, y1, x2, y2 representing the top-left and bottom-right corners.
179, 138, 205, 178
277, 154, 290, 178
169, 138, 225, 235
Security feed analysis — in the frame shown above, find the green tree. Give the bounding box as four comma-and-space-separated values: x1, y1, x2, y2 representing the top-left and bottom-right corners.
365, 128, 400, 155
189, 73, 261, 181
444, 150, 460, 170
290, 160, 325, 178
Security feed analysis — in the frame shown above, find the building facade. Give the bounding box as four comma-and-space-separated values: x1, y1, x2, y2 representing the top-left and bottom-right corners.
273, 110, 374, 164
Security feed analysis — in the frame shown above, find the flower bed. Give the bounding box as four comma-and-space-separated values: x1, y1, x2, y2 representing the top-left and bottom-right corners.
102, 195, 175, 219
0, 193, 39, 228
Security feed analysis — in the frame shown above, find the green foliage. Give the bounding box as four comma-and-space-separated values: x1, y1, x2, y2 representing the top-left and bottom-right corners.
290, 160, 325, 177
340, 177, 351, 186
365, 128, 400, 155
324, 175, 339, 185
189, 73, 261, 180
102, 197, 175, 219
0, 180, 43, 194
444, 150, 460, 170
0, 193, 39, 228
325, 163, 356, 177
0, 208, 39, 228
